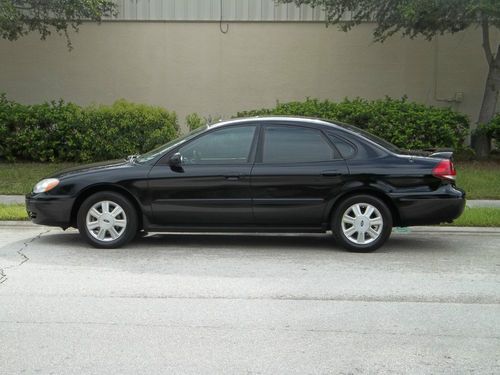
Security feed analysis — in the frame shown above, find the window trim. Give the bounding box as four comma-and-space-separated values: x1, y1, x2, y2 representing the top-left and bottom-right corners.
257, 123, 342, 165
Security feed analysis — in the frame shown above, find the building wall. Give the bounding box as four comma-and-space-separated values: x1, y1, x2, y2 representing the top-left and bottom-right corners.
111, 0, 330, 21
0, 21, 497, 130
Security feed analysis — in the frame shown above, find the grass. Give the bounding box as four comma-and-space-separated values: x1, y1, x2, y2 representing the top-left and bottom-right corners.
1, 203, 499, 227
0, 162, 78, 195
0, 160, 499, 199
455, 161, 500, 199
446, 207, 500, 227
0, 204, 27, 221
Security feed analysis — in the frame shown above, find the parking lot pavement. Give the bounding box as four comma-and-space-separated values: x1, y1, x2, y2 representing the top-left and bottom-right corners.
0, 227, 499, 374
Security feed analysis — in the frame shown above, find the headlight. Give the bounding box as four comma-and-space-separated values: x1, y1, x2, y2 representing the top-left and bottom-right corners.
33, 178, 60, 194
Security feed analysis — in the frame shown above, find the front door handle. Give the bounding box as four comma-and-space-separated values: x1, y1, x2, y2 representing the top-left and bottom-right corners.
322, 170, 342, 177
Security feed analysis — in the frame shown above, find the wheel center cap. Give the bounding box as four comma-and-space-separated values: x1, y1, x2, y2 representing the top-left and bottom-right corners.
99, 214, 114, 229
354, 216, 369, 232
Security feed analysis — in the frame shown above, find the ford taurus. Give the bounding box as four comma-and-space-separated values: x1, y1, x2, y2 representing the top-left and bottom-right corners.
26, 117, 465, 252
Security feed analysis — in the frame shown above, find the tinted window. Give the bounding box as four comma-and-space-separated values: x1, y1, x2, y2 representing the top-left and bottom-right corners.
327, 133, 356, 159
137, 125, 207, 163
332, 130, 386, 160
179, 125, 256, 164
335, 122, 400, 154
263, 126, 337, 163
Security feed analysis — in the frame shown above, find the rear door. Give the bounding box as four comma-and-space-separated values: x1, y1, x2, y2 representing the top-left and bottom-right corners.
251, 123, 349, 227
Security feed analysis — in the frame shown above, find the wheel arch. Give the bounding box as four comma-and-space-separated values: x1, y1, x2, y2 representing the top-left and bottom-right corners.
327, 188, 401, 227
70, 184, 144, 230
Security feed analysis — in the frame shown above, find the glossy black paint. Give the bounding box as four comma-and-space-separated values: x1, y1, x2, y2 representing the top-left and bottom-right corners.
148, 163, 254, 225
26, 117, 466, 232
250, 160, 349, 226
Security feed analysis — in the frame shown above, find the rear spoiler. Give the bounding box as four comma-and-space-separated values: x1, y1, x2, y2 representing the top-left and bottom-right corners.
429, 151, 453, 160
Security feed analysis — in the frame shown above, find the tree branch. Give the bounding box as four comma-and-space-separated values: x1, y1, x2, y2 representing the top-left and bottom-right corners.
481, 13, 493, 66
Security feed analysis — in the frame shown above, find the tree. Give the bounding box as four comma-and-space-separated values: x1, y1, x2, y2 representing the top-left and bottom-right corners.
278, 0, 500, 157
0, 0, 116, 49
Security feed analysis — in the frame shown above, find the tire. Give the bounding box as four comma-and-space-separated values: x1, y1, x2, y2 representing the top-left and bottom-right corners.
77, 191, 138, 249
332, 194, 393, 252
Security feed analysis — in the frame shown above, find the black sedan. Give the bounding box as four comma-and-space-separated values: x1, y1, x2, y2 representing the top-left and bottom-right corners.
26, 117, 465, 252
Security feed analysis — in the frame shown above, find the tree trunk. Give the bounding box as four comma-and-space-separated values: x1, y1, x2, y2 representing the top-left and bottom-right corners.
474, 18, 500, 159
473, 58, 500, 158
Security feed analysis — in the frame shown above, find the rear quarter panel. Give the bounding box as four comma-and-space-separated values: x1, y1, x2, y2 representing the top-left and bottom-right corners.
340, 155, 464, 226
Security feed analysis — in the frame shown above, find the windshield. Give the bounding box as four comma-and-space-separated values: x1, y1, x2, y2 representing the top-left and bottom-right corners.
335, 122, 401, 154
135, 125, 207, 163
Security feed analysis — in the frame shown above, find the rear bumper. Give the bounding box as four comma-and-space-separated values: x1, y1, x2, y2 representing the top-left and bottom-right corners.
25, 194, 74, 228
391, 185, 466, 226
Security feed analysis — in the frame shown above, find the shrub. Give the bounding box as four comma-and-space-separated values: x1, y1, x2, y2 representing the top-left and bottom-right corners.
0, 96, 179, 162
475, 114, 500, 151
454, 147, 476, 161
0, 94, 21, 161
186, 113, 225, 130
77, 100, 178, 162
236, 97, 470, 151
186, 113, 205, 131
7, 99, 82, 162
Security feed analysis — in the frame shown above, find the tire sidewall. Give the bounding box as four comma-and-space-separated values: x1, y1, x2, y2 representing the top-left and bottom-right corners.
77, 191, 138, 248
332, 194, 393, 252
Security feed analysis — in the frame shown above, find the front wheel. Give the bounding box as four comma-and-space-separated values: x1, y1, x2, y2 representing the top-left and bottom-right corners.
332, 195, 393, 252
77, 191, 138, 248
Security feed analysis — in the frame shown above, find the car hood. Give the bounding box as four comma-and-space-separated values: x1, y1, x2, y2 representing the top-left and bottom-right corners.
48, 159, 134, 179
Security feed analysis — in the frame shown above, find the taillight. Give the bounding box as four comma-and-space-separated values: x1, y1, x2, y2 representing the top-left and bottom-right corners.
432, 159, 456, 181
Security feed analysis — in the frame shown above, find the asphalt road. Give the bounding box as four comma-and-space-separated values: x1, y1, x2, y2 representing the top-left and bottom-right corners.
0, 225, 499, 374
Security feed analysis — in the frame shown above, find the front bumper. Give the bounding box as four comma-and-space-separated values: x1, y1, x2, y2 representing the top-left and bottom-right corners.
391, 184, 466, 226
25, 193, 75, 228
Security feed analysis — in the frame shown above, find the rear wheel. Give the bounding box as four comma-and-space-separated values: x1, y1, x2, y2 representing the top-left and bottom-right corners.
77, 191, 138, 248
332, 194, 392, 252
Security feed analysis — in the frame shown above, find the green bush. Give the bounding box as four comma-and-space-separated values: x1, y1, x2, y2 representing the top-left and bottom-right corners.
237, 97, 470, 151
77, 100, 178, 162
475, 114, 500, 150
0, 96, 178, 162
185, 112, 205, 131
4, 98, 83, 162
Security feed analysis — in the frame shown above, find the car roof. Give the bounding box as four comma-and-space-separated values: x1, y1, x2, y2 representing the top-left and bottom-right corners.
208, 116, 339, 129
207, 116, 398, 156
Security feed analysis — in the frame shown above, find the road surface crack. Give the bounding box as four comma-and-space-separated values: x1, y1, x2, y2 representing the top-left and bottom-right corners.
0, 229, 51, 285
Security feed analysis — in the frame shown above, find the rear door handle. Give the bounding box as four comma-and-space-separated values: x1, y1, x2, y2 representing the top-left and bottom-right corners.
322, 170, 342, 177
225, 173, 243, 181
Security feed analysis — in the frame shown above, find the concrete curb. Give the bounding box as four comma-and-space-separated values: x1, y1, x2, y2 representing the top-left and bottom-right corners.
402, 226, 500, 234
0, 195, 25, 204
0, 221, 44, 227
0, 220, 498, 234
466, 200, 500, 208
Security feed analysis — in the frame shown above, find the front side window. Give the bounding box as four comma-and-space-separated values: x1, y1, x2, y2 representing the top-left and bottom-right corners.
262, 125, 338, 163
179, 125, 256, 165
136, 125, 207, 163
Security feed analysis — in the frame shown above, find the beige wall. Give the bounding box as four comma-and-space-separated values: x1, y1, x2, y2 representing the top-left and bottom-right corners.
1, 22, 498, 131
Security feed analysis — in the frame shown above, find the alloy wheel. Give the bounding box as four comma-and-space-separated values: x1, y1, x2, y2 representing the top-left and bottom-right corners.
341, 203, 383, 245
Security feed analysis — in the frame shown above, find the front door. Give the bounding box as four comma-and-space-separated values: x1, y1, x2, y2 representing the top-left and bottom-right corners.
148, 124, 258, 226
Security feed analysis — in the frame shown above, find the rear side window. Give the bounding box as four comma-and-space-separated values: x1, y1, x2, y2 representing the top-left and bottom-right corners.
328, 130, 386, 160
327, 133, 356, 159
263, 126, 339, 163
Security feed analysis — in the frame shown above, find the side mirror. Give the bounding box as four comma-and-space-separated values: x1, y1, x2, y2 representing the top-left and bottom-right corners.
169, 152, 183, 170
